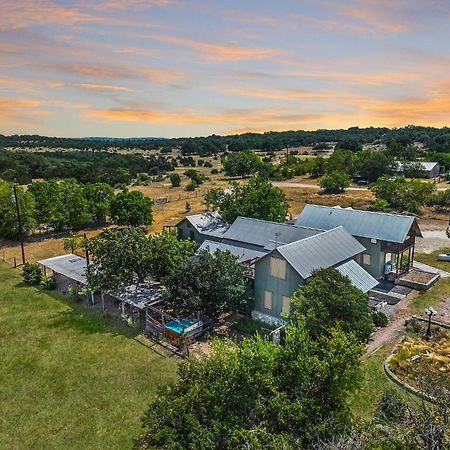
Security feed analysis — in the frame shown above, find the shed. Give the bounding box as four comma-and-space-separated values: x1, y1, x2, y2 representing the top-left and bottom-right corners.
176, 211, 230, 245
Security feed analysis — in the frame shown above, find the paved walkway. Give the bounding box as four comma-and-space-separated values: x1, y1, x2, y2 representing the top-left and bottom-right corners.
413, 261, 450, 278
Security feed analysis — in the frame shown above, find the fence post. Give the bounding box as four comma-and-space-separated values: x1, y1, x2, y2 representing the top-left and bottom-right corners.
14, 257, 17, 268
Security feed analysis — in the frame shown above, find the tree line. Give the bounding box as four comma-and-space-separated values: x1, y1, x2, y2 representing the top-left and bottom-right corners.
0, 178, 152, 239
0, 149, 176, 185
2, 125, 450, 156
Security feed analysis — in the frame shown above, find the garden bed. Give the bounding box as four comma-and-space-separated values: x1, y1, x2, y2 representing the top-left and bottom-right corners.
396, 269, 440, 291
387, 320, 449, 398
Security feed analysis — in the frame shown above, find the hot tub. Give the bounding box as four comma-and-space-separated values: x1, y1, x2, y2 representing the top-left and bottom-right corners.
164, 319, 202, 340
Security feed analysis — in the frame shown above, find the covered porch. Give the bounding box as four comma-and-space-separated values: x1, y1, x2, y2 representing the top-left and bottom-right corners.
382, 234, 416, 278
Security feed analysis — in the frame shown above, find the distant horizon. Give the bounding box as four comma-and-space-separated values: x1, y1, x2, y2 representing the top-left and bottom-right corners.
1, 123, 450, 141
2, 0, 449, 137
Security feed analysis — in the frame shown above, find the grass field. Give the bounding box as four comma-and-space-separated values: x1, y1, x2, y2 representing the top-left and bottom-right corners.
348, 345, 418, 421
0, 263, 178, 450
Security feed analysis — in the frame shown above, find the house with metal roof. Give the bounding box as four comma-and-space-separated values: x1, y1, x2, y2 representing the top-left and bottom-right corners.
394, 161, 440, 179
294, 205, 422, 279
175, 211, 230, 245
252, 227, 378, 326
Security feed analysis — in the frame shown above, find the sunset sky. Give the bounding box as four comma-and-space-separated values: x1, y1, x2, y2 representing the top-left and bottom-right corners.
1, 0, 449, 137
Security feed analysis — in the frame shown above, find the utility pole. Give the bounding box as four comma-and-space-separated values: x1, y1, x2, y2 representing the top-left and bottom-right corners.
12, 184, 25, 265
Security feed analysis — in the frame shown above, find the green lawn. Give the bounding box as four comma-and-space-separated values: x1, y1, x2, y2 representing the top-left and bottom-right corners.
0, 263, 178, 450
348, 345, 418, 422
415, 248, 450, 273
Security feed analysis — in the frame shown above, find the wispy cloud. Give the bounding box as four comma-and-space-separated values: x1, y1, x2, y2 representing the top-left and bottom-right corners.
147, 34, 284, 61
75, 83, 138, 92
0, 97, 50, 126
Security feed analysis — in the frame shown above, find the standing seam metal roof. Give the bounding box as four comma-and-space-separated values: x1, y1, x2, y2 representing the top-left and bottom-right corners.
335, 259, 378, 293
272, 226, 366, 279
222, 216, 323, 249
180, 212, 230, 238
197, 239, 266, 262
294, 205, 421, 243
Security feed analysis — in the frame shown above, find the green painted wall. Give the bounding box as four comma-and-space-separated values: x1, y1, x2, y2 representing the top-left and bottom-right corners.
355, 237, 394, 279
254, 251, 304, 321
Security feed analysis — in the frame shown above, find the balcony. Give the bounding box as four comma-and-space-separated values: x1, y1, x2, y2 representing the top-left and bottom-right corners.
381, 235, 415, 254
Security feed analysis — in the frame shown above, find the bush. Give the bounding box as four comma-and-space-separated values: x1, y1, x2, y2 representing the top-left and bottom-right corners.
319, 171, 351, 193
185, 181, 198, 191
204, 161, 213, 168
372, 198, 389, 211
40, 275, 55, 290
372, 311, 388, 328
211, 168, 219, 175
376, 390, 407, 423
67, 284, 81, 302
22, 262, 42, 285
169, 173, 181, 187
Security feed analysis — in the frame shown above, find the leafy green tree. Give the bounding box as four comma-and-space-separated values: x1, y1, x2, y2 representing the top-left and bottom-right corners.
86, 227, 153, 290
137, 322, 363, 449
163, 250, 246, 317
319, 171, 351, 193
305, 156, 327, 178
223, 151, 262, 177
204, 176, 289, 223
326, 149, 357, 175
169, 173, 181, 187
28, 179, 62, 227
184, 169, 204, 185
291, 268, 373, 343
370, 176, 436, 213
83, 183, 114, 226
356, 151, 394, 182
0, 179, 36, 238
58, 179, 92, 229
147, 230, 196, 281
63, 233, 84, 254
110, 188, 153, 226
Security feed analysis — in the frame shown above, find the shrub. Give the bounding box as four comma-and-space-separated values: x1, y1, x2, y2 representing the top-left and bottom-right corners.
204, 161, 213, 168
211, 168, 219, 175
185, 181, 198, 191
319, 171, 351, 193
372, 198, 389, 211
40, 275, 55, 290
22, 262, 42, 285
372, 311, 388, 328
67, 284, 81, 302
376, 390, 407, 423
169, 173, 181, 187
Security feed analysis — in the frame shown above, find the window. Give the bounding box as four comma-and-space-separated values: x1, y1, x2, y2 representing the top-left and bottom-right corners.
270, 257, 286, 279
281, 296, 291, 315
370, 238, 377, 244
363, 254, 371, 265
264, 290, 273, 310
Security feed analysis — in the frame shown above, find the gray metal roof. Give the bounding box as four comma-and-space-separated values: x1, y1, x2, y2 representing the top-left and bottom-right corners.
272, 226, 366, 279
395, 161, 439, 172
222, 216, 323, 249
180, 211, 230, 238
335, 259, 378, 293
38, 254, 87, 284
295, 205, 421, 243
198, 239, 266, 262
108, 281, 164, 310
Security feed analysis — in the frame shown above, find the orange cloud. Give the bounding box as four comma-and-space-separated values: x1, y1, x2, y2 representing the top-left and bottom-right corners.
217, 86, 331, 100
148, 34, 284, 61
75, 83, 137, 92
0, 98, 50, 126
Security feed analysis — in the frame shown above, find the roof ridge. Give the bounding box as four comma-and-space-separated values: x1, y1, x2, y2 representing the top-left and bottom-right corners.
303, 204, 415, 220
277, 226, 344, 250
233, 216, 324, 232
